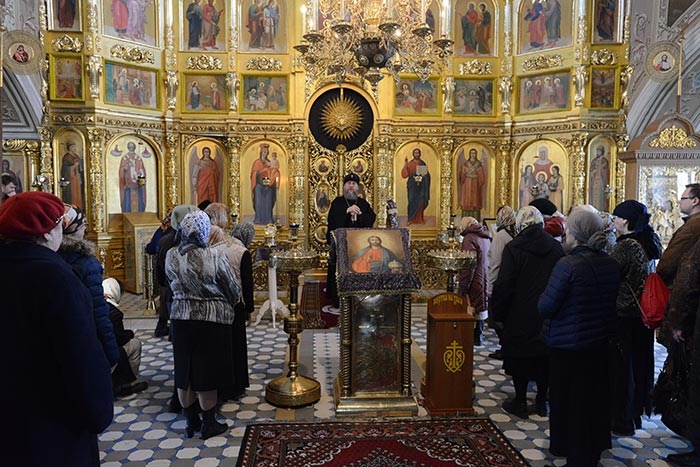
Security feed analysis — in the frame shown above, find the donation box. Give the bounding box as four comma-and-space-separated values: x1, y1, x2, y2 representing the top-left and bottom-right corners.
422, 292, 476, 415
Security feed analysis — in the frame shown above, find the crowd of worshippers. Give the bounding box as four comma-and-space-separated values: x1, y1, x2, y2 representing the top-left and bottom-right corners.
1, 180, 700, 467
0, 193, 255, 466
458, 183, 700, 467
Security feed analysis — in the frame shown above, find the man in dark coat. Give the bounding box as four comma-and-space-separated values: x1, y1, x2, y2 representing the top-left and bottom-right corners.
663, 237, 700, 467
326, 173, 376, 308
491, 206, 564, 418
0, 192, 113, 467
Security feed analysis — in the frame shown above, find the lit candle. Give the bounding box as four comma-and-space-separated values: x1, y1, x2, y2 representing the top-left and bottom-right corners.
301, 5, 307, 36
340, 0, 345, 20
420, 0, 426, 23
386, 0, 393, 19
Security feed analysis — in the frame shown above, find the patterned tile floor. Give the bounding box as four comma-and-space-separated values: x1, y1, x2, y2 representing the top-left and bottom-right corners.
102, 294, 690, 467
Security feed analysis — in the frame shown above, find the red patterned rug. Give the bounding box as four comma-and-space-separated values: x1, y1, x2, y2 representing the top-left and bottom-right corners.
236, 418, 529, 467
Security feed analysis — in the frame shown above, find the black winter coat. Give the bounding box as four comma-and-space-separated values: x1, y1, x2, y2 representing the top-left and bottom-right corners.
1, 241, 113, 467
539, 245, 620, 350
59, 237, 120, 366
491, 224, 565, 359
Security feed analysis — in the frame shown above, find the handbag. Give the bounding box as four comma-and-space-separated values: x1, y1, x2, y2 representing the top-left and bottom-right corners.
652, 341, 689, 437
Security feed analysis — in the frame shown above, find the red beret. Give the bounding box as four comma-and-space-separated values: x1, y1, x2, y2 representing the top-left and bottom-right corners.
0, 191, 65, 240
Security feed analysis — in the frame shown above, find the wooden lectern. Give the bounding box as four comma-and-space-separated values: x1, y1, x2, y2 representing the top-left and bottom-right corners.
421, 292, 476, 415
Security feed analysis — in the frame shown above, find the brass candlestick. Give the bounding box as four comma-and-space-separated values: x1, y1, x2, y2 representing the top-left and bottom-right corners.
265, 247, 321, 408
426, 227, 476, 293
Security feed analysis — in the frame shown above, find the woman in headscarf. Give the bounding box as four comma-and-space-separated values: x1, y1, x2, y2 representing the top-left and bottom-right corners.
205, 203, 232, 244
486, 205, 516, 359
0, 192, 113, 467
539, 208, 620, 467
165, 210, 241, 439
458, 216, 492, 346
215, 222, 256, 400
59, 204, 120, 369
609, 200, 662, 436
491, 206, 565, 418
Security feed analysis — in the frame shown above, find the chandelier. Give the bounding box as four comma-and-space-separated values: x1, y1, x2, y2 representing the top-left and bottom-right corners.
295, 0, 453, 94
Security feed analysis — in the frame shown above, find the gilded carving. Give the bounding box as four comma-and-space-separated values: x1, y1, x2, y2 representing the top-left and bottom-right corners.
561, 133, 588, 206
499, 77, 512, 115
165, 26, 176, 68
246, 56, 283, 71
620, 65, 634, 110
498, 140, 512, 206
187, 55, 223, 70
440, 137, 454, 229
501, 58, 513, 74
225, 136, 242, 217
577, 15, 587, 44
86, 128, 105, 232
165, 133, 179, 208
87, 0, 98, 32
87, 56, 102, 99
39, 127, 54, 179
229, 25, 238, 52
110, 45, 156, 64
649, 125, 698, 149
573, 65, 587, 107
459, 60, 492, 75
591, 49, 617, 65
165, 71, 178, 110
522, 54, 564, 72
51, 34, 83, 53
3, 139, 29, 152
504, 31, 512, 57
442, 77, 455, 114
111, 250, 125, 270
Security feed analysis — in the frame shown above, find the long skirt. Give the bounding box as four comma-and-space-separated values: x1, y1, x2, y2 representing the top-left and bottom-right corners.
549, 345, 611, 467
220, 304, 250, 400
172, 319, 233, 392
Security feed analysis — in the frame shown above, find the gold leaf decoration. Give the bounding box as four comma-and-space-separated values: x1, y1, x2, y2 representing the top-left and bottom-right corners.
591, 49, 617, 65
459, 60, 492, 75
110, 45, 155, 64
649, 125, 697, 149
522, 54, 564, 72
52, 34, 83, 53
246, 57, 283, 71
186, 55, 223, 70
320, 94, 363, 141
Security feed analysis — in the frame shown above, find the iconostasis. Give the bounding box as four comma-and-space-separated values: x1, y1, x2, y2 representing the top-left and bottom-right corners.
28, 0, 632, 282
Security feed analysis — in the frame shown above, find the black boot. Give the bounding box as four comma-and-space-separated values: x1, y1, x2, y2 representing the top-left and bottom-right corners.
183, 404, 202, 439
201, 408, 228, 439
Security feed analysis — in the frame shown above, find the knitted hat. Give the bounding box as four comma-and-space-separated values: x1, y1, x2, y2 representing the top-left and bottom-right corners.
0, 191, 65, 240
529, 198, 558, 216
613, 200, 650, 233
62, 204, 86, 235
343, 173, 360, 184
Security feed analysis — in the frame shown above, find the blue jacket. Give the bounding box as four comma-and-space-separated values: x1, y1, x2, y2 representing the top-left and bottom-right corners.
59, 238, 120, 367
538, 245, 620, 350
1, 241, 113, 467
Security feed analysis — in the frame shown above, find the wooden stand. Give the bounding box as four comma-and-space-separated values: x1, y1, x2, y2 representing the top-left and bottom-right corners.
421, 292, 476, 415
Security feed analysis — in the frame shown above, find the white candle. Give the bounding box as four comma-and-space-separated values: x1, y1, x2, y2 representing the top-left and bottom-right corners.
442, 0, 451, 37
386, 0, 394, 19
340, 0, 345, 20
301, 5, 307, 36
421, 0, 426, 23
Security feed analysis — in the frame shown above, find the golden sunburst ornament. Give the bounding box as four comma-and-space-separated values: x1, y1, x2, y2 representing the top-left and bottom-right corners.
320, 93, 363, 141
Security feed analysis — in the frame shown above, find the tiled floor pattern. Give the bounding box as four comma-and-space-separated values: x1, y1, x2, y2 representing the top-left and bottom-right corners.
101, 300, 689, 467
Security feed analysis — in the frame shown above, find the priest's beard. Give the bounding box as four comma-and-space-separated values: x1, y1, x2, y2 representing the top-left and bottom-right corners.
344, 191, 358, 202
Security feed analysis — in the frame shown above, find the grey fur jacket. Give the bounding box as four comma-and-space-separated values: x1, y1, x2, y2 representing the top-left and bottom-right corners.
165, 246, 241, 325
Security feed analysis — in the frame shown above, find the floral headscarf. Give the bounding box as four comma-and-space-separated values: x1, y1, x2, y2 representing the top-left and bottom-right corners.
515, 206, 544, 235
230, 222, 256, 247
176, 210, 211, 255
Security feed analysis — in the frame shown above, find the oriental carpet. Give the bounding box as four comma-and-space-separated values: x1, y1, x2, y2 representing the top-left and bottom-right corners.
235, 418, 530, 467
